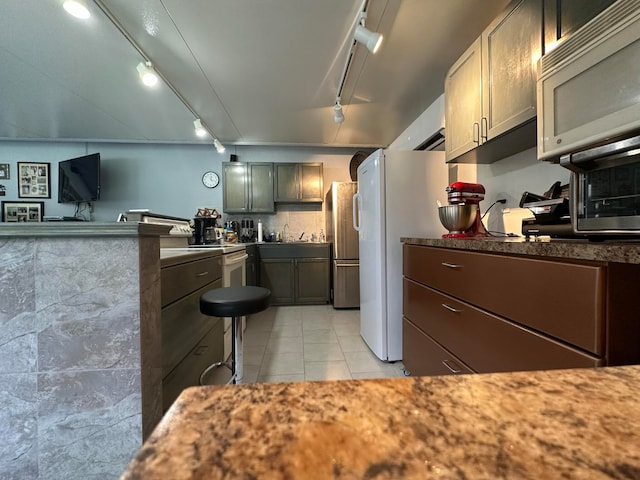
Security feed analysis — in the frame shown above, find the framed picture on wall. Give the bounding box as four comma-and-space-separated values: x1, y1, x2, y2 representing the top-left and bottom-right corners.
18, 162, 50, 198
0, 164, 9, 180
1, 201, 45, 222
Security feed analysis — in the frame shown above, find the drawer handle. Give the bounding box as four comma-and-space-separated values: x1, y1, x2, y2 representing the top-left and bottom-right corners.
442, 360, 462, 374
441, 303, 463, 314
441, 262, 462, 269
193, 346, 208, 356
195, 271, 209, 277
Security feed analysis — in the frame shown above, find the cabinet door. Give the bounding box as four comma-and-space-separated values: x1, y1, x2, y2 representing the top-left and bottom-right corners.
162, 319, 224, 411
482, 0, 541, 140
222, 163, 248, 213
274, 163, 298, 201
445, 37, 482, 162
296, 258, 329, 304
260, 258, 295, 304
248, 163, 274, 213
543, 0, 615, 53
299, 163, 323, 202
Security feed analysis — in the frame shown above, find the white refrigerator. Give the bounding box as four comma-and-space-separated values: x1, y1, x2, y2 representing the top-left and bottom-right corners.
353, 149, 448, 361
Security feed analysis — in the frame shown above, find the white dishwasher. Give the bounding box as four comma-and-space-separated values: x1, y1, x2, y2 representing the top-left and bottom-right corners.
219, 246, 248, 361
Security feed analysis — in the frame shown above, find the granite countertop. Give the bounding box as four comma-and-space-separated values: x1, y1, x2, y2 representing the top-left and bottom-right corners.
402, 236, 640, 264
121, 365, 640, 479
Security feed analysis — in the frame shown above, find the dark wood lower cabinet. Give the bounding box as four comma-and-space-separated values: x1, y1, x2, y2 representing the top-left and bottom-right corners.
161, 254, 224, 411
258, 244, 330, 305
402, 244, 640, 377
403, 319, 473, 376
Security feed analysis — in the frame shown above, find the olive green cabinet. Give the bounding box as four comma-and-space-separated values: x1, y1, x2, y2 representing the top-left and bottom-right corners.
222, 162, 274, 213
274, 163, 323, 203
445, 0, 541, 163
161, 253, 224, 411
258, 244, 330, 305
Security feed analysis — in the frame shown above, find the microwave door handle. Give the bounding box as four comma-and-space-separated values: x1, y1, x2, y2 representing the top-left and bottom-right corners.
560, 133, 640, 173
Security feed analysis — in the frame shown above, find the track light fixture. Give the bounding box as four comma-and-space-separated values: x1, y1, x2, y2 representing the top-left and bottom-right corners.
136, 61, 159, 87
334, 100, 345, 124
193, 119, 208, 137
214, 138, 226, 154
354, 13, 383, 53
63, 0, 91, 19
354, 25, 383, 53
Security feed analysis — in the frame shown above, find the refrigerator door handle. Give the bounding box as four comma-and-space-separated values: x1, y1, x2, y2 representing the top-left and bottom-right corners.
353, 193, 361, 231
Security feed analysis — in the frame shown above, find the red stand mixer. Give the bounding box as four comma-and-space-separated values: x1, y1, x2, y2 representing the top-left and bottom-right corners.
440, 182, 489, 238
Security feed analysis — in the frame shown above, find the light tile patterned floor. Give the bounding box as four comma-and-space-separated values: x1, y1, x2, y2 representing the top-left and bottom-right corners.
242, 305, 406, 383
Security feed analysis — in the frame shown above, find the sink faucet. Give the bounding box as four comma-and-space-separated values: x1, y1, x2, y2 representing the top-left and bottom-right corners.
299, 231, 305, 241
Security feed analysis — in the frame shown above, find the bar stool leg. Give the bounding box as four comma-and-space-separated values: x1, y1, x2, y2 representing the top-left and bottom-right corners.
231, 315, 244, 384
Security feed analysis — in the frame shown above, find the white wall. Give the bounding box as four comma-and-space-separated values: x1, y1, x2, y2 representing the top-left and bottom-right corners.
0, 141, 357, 238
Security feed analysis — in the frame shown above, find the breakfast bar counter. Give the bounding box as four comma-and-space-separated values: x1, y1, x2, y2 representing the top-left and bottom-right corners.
121, 365, 640, 479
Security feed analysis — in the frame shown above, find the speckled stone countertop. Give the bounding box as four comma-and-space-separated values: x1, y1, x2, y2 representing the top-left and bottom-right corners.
401, 236, 640, 264
121, 366, 640, 479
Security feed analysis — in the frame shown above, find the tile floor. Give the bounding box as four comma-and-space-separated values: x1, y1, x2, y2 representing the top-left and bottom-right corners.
241, 305, 406, 383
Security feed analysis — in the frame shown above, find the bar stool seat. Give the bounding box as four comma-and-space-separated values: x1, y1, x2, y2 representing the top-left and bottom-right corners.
199, 286, 270, 384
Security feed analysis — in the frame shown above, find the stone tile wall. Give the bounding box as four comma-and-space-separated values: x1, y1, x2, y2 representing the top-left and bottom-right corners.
0, 235, 162, 479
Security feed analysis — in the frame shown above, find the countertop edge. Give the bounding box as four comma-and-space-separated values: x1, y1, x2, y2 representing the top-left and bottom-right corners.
401, 236, 640, 264
0, 222, 171, 237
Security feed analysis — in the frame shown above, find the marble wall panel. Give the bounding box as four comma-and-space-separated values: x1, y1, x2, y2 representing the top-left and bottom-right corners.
0, 238, 37, 374
37, 369, 142, 480
35, 238, 141, 372
0, 373, 38, 479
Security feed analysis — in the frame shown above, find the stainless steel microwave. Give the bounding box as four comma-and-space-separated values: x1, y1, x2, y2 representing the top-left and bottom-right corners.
537, 1, 640, 162
560, 135, 640, 235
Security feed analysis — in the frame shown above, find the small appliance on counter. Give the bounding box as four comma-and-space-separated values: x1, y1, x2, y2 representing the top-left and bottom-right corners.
519, 182, 585, 239
438, 182, 489, 238
192, 208, 222, 245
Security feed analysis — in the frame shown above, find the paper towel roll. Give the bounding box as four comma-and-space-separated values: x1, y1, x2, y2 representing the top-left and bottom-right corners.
257, 221, 263, 242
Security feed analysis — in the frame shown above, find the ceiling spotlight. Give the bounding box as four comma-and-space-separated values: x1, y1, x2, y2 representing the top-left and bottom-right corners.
136, 62, 159, 87
193, 119, 208, 137
354, 25, 383, 54
63, 0, 91, 19
214, 138, 226, 154
334, 101, 344, 124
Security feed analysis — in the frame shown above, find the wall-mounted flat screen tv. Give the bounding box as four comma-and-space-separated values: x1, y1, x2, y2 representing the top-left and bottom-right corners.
58, 153, 101, 203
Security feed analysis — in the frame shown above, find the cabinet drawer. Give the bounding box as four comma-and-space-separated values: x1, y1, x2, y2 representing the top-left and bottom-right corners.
162, 279, 222, 376
403, 318, 474, 376
162, 319, 224, 411
403, 245, 605, 354
403, 278, 601, 373
162, 256, 222, 307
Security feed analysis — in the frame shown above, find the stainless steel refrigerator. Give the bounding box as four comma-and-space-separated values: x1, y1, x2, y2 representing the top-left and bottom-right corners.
326, 182, 360, 308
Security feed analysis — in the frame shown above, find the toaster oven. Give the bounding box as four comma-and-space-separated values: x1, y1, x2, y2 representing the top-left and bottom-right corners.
560, 134, 640, 236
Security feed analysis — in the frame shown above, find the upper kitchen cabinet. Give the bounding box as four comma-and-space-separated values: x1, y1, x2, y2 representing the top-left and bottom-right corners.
222, 162, 274, 214
274, 163, 324, 203
543, 0, 616, 54
445, 0, 542, 163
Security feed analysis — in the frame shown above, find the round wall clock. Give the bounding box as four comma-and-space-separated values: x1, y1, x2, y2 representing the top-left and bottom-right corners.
202, 171, 219, 188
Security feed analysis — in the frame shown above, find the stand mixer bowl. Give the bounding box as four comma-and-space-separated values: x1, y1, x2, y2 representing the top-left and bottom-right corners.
438, 205, 478, 233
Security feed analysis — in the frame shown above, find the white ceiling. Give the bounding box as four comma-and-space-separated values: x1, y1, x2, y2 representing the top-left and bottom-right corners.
0, 0, 510, 148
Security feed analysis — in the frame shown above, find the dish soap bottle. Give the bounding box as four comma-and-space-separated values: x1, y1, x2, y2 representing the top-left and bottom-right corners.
319, 229, 325, 242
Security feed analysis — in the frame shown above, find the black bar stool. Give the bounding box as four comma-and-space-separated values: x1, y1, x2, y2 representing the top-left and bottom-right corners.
199, 286, 270, 384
